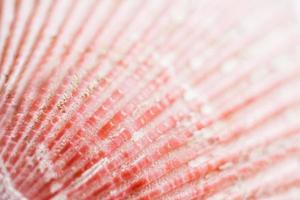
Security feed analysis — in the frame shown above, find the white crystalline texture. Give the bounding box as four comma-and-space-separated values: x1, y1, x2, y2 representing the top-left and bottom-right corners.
0, 159, 26, 200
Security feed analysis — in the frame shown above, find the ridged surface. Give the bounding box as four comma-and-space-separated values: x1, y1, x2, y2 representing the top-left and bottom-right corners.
1, 0, 300, 199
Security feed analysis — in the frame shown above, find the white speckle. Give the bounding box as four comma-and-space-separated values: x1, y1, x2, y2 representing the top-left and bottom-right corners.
219, 162, 233, 170
211, 121, 227, 132
170, 2, 188, 24
207, 193, 228, 200
160, 53, 175, 69
129, 32, 140, 42
189, 57, 204, 70
109, 189, 118, 196
221, 59, 238, 73
184, 89, 198, 101
200, 128, 215, 139
50, 182, 63, 193
52, 193, 67, 200
0, 158, 27, 199
188, 156, 210, 168
44, 170, 57, 182
249, 148, 264, 160
132, 131, 143, 142
36, 144, 57, 181
171, 10, 186, 24
200, 104, 214, 115
192, 130, 203, 137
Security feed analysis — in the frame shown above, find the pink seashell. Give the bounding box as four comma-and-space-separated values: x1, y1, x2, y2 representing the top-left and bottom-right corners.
1, 0, 300, 199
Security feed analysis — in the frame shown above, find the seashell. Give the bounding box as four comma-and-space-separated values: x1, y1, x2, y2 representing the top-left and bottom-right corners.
1, 0, 300, 199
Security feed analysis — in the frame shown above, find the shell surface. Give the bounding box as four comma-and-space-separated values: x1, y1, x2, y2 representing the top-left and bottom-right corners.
1, 0, 300, 199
